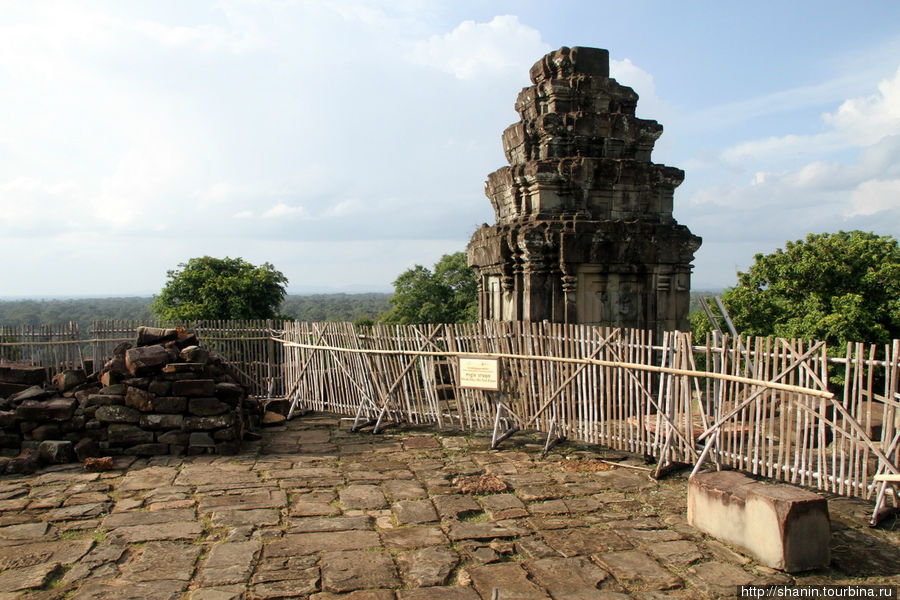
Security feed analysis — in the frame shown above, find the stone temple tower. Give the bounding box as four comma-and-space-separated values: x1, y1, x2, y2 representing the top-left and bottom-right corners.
467, 46, 701, 335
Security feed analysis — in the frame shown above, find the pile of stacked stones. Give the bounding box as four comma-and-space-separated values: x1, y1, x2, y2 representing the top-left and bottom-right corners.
0, 326, 248, 474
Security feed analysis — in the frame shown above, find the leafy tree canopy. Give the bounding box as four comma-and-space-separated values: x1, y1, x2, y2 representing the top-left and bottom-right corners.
382, 252, 478, 324
712, 231, 900, 346
152, 256, 288, 321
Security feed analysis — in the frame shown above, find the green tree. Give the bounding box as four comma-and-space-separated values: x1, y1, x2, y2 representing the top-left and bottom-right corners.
382, 252, 478, 324
706, 231, 900, 346
152, 256, 288, 320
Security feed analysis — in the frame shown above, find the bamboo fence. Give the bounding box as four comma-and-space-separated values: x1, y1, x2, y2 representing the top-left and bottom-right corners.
3, 318, 899, 500
281, 321, 899, 500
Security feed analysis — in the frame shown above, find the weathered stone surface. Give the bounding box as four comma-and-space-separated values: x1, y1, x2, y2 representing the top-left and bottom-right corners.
541, 528, 631, 557
0, 561, 62, 593
383, 479, 427, 501
397, 588, 481, 600
135, 326, 179, 347
126, 344, 171, 375
210, 508, 279, 527
121, 541, 201, 582
592, 551, 681, 591
288, 490, 339, 517
197, 541, 261, 586
149, 396, 188, 413
404, 436, 441, 450
95, 404, 141, 424
180, 345, 210, 363
311, 592, 395, 600
320, 550, 400, 593
478, 493, 528, 520
265, 531, 381, 556
447, 522, 527, 541
128, 442, 170, 455
0, 539, 93, 571
9, 386, 54, 406
189, 397, 230, 416
288, 515, 371, 533
684, 561, 755, 598
645, 540, 703, 567
190, 432, 216, 447
469, 563, 550, 600
103, 508, 196, 529
84, 394, 124, 410
393, 499, 438, 524
125, 386, 155, 411
106, 521, 202, 543
396, 546, 458, 587
29, 422, 60, 440
158, 430, 190, 445
0, 365, 46, 385
140, 413, 183, 430
432, 494, 482, 520
339, 484, 386, 509
251, 554, 319, 597
688, 470, 830, 572
172, 379, 216, 397
199, 489, 287, 512
215, 382, 244, 405
15, 397, 77, 421
74, 437, 100, 460
38, 439, 75, 463
184, 413, 236, 430
72, 579, 187, 599
524, 557, 609, 600
53, 369, 86, 393
43, 501, 111, 521
381, 526, 448, 550
107, 423, 154, 445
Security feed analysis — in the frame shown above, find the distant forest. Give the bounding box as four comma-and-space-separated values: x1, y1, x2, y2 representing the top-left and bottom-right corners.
0, 290, 721, 329
0, 293, 392, 329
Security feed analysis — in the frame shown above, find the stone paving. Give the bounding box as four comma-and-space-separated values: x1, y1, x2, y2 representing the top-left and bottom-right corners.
1, 413, 899, 599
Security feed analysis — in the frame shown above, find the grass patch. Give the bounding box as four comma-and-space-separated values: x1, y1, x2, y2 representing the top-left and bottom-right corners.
460, 511, 489, 523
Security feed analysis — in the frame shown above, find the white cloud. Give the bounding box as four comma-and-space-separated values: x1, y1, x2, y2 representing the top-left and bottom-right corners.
409, 15, 549, 80
824, 66, 900, 146
848, 179, 900, 217
717, 66, 900, 166
683, 65, 900, 286
261, 203, 309, 219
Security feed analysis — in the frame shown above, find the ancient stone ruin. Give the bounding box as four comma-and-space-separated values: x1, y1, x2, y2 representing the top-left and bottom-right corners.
0, 326, 249, 473
468, 46, 701, 335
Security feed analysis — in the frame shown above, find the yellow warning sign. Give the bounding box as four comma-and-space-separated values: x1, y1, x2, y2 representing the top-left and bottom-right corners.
458, 357, 500, 390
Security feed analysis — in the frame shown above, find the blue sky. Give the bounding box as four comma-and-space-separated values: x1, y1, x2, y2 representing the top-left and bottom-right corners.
1, 1, 899, 296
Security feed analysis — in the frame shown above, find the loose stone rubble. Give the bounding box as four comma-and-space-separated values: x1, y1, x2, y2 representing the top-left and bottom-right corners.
0, 414, 896, 599
0, 327, 248, 472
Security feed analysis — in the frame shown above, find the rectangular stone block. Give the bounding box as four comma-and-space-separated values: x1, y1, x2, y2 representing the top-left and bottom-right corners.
15, 398, 77, 422
125, 345, 171, 376
687, 471, 830, 572
0, 365, 46, 385
172, 379, 216, 397
107, 424, 154, 446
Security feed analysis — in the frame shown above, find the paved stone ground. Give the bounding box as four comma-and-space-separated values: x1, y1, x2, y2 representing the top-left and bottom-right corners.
1, 412, 899, 600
